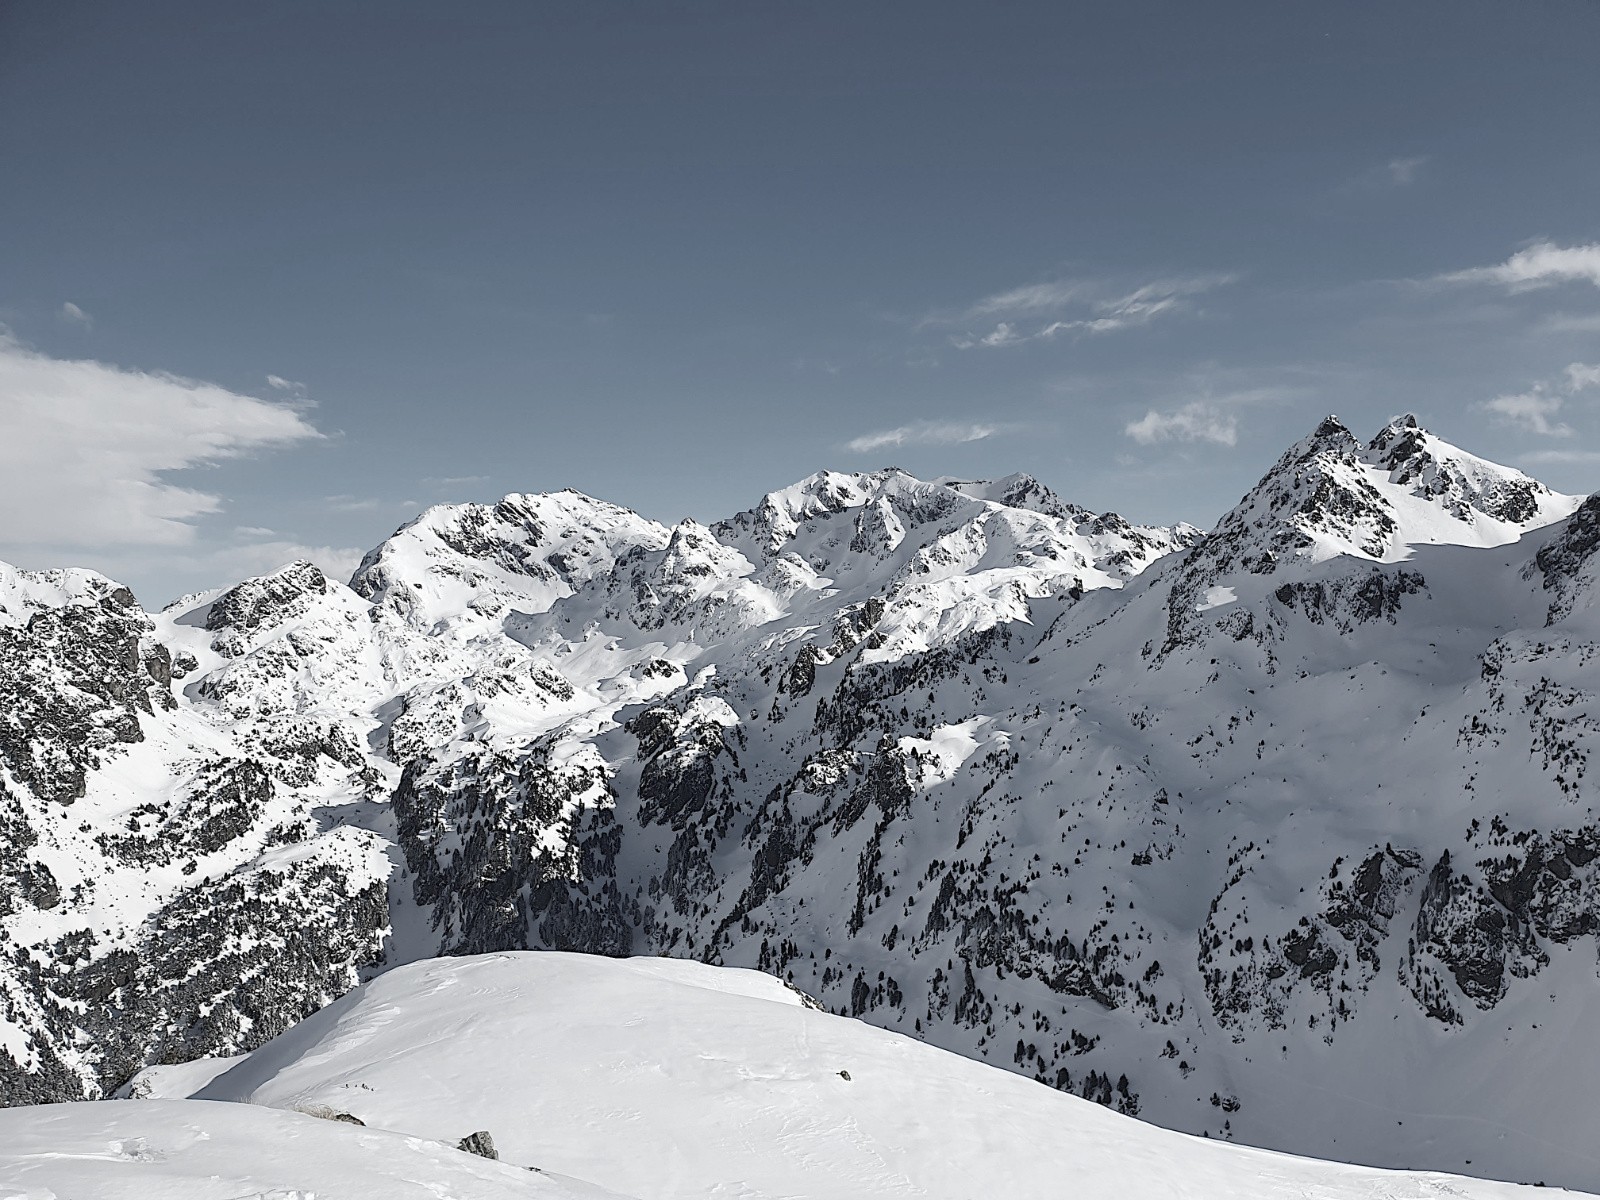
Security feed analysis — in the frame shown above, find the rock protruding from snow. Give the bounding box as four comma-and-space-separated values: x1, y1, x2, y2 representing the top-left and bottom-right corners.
205, 560, 332, 650
458, 1129, 499, 1159
1531, 492, 1600, 624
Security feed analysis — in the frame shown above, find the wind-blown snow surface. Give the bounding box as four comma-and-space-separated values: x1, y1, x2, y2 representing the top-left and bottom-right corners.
76, 951, 1569, 1200
0, 1096, 627, 1200
5, 417, 1600, 1190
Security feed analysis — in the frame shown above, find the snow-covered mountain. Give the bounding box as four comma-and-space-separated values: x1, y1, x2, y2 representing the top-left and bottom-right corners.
3, 418, 1599, 1190
3, 951, 1563, 1199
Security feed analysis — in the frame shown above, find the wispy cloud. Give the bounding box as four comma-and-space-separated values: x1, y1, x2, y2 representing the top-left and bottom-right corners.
844, 420, 1017, 454
1345, 156, 1429, 193
59, 301, 92, 328
955, 323, 1025, 349
322, 494, 419, 514
1124, 402, 1239, 447
1386, 156, 1427, 186
266, 373, 305, 393
1517, 449, 1600, 467
1479, 361, 1600, 438
0, 333, 321, 550
1542, 312, 1600, 334
1483, 391, 1573, 437
423, 474, 492, 489
931, 273, 1237, 350
1441, 241, 1600, 291
962, 281, 1092, 321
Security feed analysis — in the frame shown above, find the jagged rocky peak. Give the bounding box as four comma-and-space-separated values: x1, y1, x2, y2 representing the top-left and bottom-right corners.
0, 561, 141, 628
1363, 413, 1571, 529
942, 472, 1201, 574
349, 487, 669, 625
1192, 414, 1580, 579
203, 560, 330, 642
569, 517, 776, 635
943, 471, 1092, 523
0, 557, 173, 809
712, 468, 956, 559
712, 467, 1199, 588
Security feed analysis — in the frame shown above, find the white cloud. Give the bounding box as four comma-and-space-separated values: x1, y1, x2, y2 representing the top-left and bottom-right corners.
1386, 156, 1427, 186
952, 323, 1026, 349
1124, 402, 1238, 447
1479, 361, 1600, 438
946, 275, 1236, 349
1566, 363, 1600, 390
266, 373, 305, 393
1442, 241, 1600, 291
844, 420, 1014, 454
0, 334, 321, 549
323, 494, 388, 513
59, 302, 92, 328
1344, 156, 1428, 193
1483, 391, 1573, 437
962, 281, 1092, 321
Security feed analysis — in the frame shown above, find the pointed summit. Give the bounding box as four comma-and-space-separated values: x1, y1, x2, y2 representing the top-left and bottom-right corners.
1191, 414, 1583, 579
1311, 413, 1357, 442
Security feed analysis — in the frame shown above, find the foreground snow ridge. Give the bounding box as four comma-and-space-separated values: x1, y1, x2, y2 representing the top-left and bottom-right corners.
2, 951, 1571, 1199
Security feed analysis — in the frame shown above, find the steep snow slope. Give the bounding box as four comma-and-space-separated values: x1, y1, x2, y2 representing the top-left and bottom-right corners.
3, 420, 1597, 1192
126, 951, 1569, 1200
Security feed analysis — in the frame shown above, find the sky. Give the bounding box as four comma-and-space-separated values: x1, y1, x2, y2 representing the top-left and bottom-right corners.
2, 0, 1600, 606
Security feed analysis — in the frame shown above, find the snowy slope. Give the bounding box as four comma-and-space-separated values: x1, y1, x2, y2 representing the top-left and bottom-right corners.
3, 417, 1599, 1193
117, 950, 1573, 1200
0, 1097, 628, 1200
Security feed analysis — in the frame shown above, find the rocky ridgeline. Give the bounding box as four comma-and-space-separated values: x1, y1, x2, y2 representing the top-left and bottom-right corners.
4, 419, 1600, 1185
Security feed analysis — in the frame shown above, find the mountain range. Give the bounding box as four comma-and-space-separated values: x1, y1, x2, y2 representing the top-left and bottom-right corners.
4, 414, 1599, 1190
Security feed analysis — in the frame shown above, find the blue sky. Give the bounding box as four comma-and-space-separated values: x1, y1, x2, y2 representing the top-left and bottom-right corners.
3, 0, 1599, 604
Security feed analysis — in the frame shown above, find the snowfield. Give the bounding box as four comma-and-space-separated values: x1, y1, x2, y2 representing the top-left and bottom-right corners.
0, 1097, 627, 1200
3, 951, 1577, 1200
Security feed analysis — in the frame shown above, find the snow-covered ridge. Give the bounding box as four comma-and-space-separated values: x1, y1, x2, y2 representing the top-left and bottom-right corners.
4, 420, 1600, 1192
349, 489, 672, 627
18, 951, 1547, 1200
